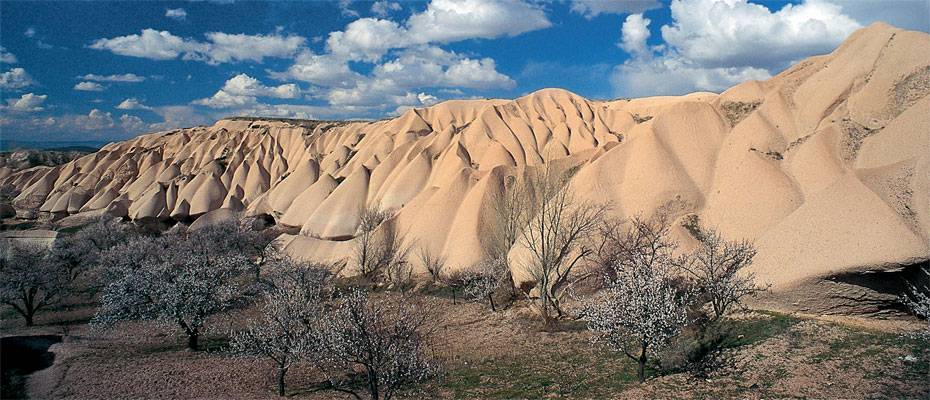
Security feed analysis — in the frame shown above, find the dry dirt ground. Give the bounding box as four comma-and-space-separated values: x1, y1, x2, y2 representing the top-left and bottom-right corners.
1, 292, 928, 400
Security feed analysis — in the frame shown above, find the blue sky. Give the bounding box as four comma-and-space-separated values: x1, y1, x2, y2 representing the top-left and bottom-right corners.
1, 0, 927, 142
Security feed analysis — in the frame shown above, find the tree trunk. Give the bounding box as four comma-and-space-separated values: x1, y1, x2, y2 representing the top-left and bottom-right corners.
637, 345, 648, 383
540, 294, 552, 327
22, 290, 37, 326
276, 366, 287, 396
488, 294, 496, 312
367, 369, 379, 400
541, 310, 553, 329
507, 271, 517, 300
187, 330, 199, 351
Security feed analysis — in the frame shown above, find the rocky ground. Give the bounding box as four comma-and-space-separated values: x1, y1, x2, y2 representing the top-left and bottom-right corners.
1, 290, 927, 400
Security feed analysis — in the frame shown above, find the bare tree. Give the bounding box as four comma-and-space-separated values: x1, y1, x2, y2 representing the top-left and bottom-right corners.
582, 215, 693, 383
354, 207, 392, 279
385, 257, 414, 293
313, 289, 438, 400
354, 207, 410, 284
0, 242, 66, 326
487, 173, 531, 298
415, 245, 446, 282
519, 166, 608, 324
683, 227, 765, 321
93, 232, 251, 350
462, 257, 508, 311
230, 258, 333, 396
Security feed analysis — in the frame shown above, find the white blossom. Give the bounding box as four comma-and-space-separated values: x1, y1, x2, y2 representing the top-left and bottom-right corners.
581, 215, 692, 383
93, 231, 252, 350
313, 289, 437, 400
903, 285, 930, 338
230, 258, 332, 396
462, 256, 508, 311
0, 242, 67, 326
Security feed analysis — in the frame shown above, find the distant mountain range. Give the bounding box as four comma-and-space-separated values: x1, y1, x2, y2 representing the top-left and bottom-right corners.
0, 140, 108, 152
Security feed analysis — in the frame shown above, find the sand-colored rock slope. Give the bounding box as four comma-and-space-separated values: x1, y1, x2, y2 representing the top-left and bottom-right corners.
3, 23, 928, 293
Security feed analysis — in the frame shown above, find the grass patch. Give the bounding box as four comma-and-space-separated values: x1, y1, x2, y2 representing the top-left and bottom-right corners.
718, 311, 799, 349
0, 221, 37, 231
661, 311, 801, 376
903, 336, 930, 380
811, 326, 901, 364
201, 335, 231, 353
436, 347, 637, 398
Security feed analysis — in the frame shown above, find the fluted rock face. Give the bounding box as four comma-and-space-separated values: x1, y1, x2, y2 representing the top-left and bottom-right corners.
3, 23, 928, 293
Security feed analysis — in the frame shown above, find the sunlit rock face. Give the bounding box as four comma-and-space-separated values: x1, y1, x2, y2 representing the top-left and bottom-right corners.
3, 23, 928, 294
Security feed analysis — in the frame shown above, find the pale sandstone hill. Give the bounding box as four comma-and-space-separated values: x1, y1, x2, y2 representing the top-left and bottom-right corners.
3, 23, 928, 309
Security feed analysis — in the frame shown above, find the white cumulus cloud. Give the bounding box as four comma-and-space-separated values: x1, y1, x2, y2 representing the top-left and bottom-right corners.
619, 14, 652, 57
89, 29, 305, 64
3, 93, 47, 112
272, 51, 362, 87
405, 0, 551, 44
201, 32, 306, 64
326, 0, 551, 62
827, 0, 929, 32
327, 18, 410, 62
338, 0, 360, 17
77, 109, 115, 130
150, 105, 210, 131
116, 98, 153, 110
193, 74, 301, 109
80, 73, 146, 82
373, 46, 515, 90
271, 0, 536, 114
660, 0, 861, 70
612, 56, 771, 97
0, 68, 35, 90
371, 1, 401, 17
89, 29, 202, 60
119, 114, 149, 133
222, 73, 300, 98
570, 0, 662, 19
193, 90, 258, 109
612, 0, 864, 97
74, 81, 106, 91
316, 45, 514, 109
0, 47, 16, 63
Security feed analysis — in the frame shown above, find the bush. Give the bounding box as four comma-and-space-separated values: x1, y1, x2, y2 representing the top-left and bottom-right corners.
683, 227, 765, 321
415, 245, 446, 283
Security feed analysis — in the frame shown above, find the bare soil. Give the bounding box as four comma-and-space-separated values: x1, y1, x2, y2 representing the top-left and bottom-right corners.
1, 293, 927, 399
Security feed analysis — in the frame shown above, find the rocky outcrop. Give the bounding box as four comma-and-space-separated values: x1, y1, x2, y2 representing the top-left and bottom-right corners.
2, 23, 928, 296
